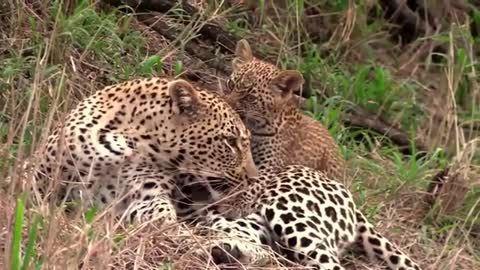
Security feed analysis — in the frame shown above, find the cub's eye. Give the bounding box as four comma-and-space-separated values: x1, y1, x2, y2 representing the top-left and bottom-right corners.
242, 94, 256, 104
223, 136, 238, 154
226, 79, 235, 90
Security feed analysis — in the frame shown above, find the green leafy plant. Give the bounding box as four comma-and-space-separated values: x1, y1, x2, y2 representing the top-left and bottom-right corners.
10, 197, 42, 270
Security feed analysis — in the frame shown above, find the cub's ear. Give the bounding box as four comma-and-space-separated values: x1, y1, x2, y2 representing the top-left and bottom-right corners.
169, 79, 200, 118
232, 39, 253, 71
270, 70, 304, 102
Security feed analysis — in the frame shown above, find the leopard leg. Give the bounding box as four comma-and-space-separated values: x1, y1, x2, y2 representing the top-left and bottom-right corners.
200, 211, 276, 266
353, 210, 421, 270
123, 191, 177, 224
114, 164, 177, 225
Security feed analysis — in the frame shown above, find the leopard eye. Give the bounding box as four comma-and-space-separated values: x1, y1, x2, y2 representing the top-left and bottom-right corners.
223, 136, 238, 154
226, 79, 235, 90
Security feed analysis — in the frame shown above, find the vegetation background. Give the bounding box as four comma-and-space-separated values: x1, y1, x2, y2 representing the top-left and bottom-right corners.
0, 0, 479, 269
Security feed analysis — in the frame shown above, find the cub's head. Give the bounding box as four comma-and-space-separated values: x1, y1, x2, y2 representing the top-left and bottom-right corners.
166, 79, 257, 186
225, 39, 304, 136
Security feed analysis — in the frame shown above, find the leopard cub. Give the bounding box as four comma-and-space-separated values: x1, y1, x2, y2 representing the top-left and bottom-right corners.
225, 39, 346, 180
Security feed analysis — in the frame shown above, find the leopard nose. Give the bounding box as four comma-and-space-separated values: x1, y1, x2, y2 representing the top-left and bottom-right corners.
245, 151, 258, 178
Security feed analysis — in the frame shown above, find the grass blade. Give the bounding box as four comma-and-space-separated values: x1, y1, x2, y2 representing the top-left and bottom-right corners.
11, 197, 25, 270
21, 214, 41, 270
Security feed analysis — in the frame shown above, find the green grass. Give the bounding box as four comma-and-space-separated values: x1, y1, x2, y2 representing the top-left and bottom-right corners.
10, 197, 24, 270
0, 0, 148, 164
10, 196, 42, 270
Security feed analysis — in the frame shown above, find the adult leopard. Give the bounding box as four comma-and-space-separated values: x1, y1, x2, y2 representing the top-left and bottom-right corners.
33, 77, 257, 224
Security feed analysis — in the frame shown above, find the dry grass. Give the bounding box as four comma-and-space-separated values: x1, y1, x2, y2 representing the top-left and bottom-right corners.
1, 0, 479, 269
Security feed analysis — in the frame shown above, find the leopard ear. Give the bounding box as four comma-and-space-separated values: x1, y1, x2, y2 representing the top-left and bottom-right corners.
233, 39, 253, 71
270, 70, 304, 101
169, 79, 200, 118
